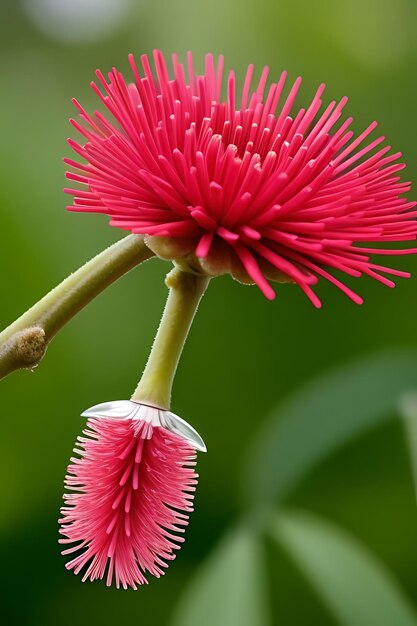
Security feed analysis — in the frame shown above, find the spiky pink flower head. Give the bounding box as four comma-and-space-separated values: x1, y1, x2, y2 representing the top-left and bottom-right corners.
59, 401, 206, 589
65, 50, 417, 307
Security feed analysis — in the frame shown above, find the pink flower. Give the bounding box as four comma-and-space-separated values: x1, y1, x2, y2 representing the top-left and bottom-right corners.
65, 51, 417, 307
59, 401, 205, 589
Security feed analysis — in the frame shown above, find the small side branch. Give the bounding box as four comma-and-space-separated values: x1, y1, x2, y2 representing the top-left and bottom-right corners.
0, 235, 155, 380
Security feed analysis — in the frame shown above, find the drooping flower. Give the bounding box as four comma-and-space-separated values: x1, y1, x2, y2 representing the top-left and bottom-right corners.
59, 401, 206, 589
65, 51, 417, 306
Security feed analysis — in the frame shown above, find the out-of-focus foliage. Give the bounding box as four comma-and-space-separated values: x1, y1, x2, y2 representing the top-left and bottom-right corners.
245, 351, 417, 505
172, 351, 417, 624
1, 0, 417, 624
273, 511, 417, 626
172, 526, 269, 626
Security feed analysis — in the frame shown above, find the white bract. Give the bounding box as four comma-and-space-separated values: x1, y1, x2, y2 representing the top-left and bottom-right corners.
81, 400, 207, 452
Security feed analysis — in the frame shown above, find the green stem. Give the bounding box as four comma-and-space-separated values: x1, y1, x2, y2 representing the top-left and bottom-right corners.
132, 265, 210, 409
0, 235, 154, 380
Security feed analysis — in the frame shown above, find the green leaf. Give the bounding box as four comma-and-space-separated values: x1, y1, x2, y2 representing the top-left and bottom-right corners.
244, 350, 417, 505
171, 526, 270, 626
272, 510, 417, 626
399, 392, 417, 500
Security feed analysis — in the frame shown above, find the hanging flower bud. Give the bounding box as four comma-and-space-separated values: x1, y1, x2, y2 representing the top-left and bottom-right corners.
59, 401, 206, 589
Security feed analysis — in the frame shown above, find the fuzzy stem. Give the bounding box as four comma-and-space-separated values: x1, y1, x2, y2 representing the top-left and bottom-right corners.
0, 235, 154, 380
132, 266, 210, 409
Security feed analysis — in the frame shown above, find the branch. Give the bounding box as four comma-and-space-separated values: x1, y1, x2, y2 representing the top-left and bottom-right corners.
0, 235, 155, 380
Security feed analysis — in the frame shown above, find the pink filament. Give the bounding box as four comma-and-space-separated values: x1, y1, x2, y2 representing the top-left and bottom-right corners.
59, 418, 197, 589
66, 50, 417, 306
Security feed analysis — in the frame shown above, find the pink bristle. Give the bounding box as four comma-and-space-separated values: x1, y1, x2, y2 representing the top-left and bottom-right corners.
59, 418, 197, 589
65, 50, 417, 305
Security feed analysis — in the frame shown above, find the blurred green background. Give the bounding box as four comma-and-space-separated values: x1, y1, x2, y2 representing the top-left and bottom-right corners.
2, 0, 417, 624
